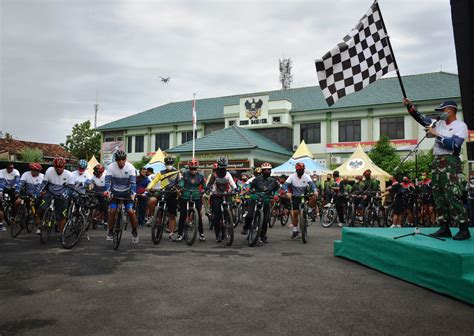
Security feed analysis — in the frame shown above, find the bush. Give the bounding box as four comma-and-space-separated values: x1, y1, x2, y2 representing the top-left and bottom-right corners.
19, 147, 43, 163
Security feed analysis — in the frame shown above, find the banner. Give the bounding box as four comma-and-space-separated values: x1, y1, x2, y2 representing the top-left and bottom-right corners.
101, 141, 124, 166
326, 139, 417, 153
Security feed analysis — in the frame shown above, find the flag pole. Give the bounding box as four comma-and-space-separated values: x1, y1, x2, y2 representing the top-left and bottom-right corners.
375, 0, 407, 98
192, 93, 196, 159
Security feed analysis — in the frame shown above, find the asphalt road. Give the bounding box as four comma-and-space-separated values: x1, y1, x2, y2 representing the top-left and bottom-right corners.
0, 221, 472, 336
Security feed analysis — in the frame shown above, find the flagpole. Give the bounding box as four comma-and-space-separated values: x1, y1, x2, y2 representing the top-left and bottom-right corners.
192, 93, 196, 159
375, 0, 407, 99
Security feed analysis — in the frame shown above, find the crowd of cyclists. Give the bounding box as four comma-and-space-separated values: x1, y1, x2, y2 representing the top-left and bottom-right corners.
1, 150, 473, 249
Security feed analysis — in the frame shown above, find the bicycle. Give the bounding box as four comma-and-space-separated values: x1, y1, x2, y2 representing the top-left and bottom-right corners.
39, 196, 60, 244
321, 196, 337, 228
1, 192, 15, 227
150, 190, 176, 245
269, 195, 289, 228
62, 186, 88, 249
180, 189, 201, 246
110, 195, 132, 250
213, 192, 235, 246
11, 194, 36, 237
246, 192, 267, 247
363, 191, 385, 227
294, 194, 311, 244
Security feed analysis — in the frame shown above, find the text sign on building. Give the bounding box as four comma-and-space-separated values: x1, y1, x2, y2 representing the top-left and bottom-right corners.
326, 140, 418, 153
239, 95, 269, 127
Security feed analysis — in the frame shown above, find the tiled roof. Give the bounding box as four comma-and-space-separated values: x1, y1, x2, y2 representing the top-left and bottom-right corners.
96, 72, 460, 131
0, 139, 75, 159
167, 125, 292, 156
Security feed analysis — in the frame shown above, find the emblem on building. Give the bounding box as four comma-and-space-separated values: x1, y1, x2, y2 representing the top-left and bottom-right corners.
244, 98, 263, 119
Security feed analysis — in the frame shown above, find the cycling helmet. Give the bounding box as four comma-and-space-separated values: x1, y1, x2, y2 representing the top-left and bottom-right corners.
216, 156, 228, 168
114, 150, 127, 161
53, 157, 66, 168
93, 164, 105, 175
78, 159, 88, 169
295, 162, 305, 171
164, 156, 175, 165
29, 162, 43, 171
255, 167, 262, 174
188, 158, 199, 169
261, 162, 272, 170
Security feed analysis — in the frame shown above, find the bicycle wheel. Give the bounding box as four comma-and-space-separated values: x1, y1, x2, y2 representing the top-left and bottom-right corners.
321, 207, 336, 228
26, 207, 35, 233
113, 211, 123, 250
280, 209, 289, 226
385, 206, 393, 227
300, 209, 308, 244
223, 208, 234, 246
40, 208, 53, 244
376, 207, 385, 227
62, 213, 85, 249
234, 203, 242, 227
184, 208, 198, 246
248, 208, 262, 247
345, 205, 353, 227
151, 208, 165, 245
11, 204, 27, 237
364, 207, 375, 227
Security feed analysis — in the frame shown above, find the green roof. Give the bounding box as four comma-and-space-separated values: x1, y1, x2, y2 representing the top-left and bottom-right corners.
167, 125, 292, 156
96, 72, 460, 131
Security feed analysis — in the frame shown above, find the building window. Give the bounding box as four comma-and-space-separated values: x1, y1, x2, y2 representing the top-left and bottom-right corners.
181, 131, 196, 144
380, 117, 404, 139
155, 133, 169, 150
116, 136, 123, 141
273, 116, 281, 124
135, 135, 144, 153
127, 137, 132, 153
229, 120, 235, 126
300, 122, 321, 144
105, 137, 115, 142
339, 120, 361, 142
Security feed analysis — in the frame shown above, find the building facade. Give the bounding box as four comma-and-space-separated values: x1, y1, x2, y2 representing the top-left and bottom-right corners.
96, 72, 466, 166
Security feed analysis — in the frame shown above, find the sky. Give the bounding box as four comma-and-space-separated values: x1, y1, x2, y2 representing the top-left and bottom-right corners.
1, 0, 458, 144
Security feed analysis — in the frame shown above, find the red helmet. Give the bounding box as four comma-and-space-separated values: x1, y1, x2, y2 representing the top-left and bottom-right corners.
261, 162, 272, 170
29, 162, 43, 171
295, 162, 305, 171
188, 159, 199, 169
53, 157, 66, 168
93, 164, 105, 175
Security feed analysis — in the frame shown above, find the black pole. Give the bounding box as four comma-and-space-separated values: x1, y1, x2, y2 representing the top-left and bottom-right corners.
375, 0, 407, 98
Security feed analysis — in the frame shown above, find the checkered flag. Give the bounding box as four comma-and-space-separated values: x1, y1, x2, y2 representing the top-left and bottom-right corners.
315, 0, 397, 106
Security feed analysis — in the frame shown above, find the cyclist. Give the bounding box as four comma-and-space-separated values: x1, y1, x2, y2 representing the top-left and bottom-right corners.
351, 175, 365, 218
146, 156, 180, 241
14, 163, 44, 234
206, 156, 237, 242
418, 172, 435, 226
386, 176, 403, 228
400, 176, 415, 226
248, 167, 262, 183
103, 150, 139, 243
176, 159, 206, 242
90, 164, 108, 228
283, 162, 317, 239
37, 157, 74, 240
71, 159, 92, 193
331, 171, 345, 227
361, 169, 380, 207
242, 162, 279, 243
0, 163, 20, 231
323, 173, 335, 204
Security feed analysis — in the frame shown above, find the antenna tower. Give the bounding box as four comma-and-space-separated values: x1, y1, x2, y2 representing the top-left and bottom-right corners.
279, 58, 293, 89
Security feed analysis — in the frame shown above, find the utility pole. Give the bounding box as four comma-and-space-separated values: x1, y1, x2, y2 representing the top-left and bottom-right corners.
94, 89, 99, 128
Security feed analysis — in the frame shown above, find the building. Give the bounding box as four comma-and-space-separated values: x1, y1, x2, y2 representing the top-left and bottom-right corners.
0, 138, 75, 163
96, 72, 465, 166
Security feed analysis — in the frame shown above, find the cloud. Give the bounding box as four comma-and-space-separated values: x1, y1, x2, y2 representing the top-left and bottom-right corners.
1, 0, 458, 144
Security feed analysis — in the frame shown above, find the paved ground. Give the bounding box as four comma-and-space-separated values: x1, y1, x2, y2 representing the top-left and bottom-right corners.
0, 221, 472, 336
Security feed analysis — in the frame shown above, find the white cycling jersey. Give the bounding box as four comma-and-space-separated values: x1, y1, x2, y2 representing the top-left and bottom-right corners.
42, 167, 74, 196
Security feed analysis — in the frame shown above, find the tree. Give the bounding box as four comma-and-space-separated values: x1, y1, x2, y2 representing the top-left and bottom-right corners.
19, 147, 43, 162
61, 120, 101, 160
133, 156, 151, 170
397, 151, 434, 181
368, 135, 400, 175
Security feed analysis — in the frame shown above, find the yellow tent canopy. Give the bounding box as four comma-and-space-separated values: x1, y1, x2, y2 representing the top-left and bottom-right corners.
331, 144, 391, 190
292, 140, 314, 160
86, 155, 100, 175
149, 148, 166, 164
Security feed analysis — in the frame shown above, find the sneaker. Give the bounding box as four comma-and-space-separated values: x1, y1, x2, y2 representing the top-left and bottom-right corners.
287, 223, 294, 228
242, 211, 248, 218
0, 224, 6, 232
215, 237, 222, 242
174, 235, 183, 242
337, 222, 343, 227
396, 225, 402, 228
199, 234, 206, 242
146, 218, 153, 227
291, 230, 299, 239
36, 228, 41, 235
168, 233, 175, 241
106, 233, 113, 241
390, 224, 396, 228
131, 234, 139, 244
260, 236, 268, 244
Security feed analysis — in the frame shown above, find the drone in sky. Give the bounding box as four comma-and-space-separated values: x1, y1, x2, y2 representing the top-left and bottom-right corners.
159, 76, 171, 84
